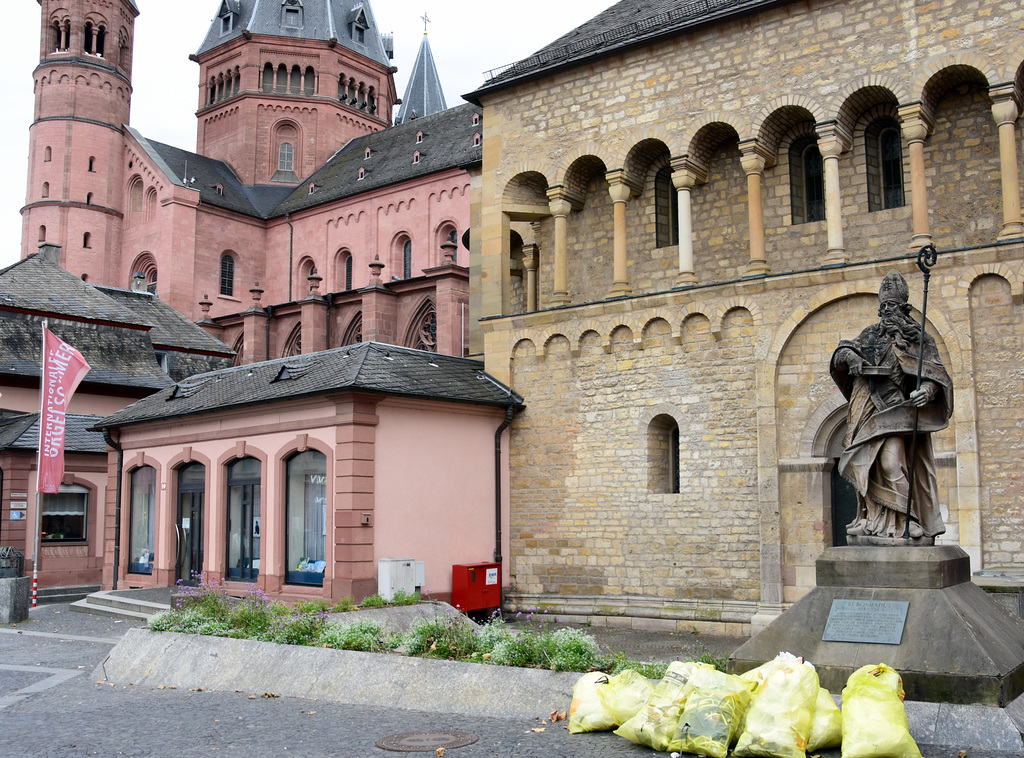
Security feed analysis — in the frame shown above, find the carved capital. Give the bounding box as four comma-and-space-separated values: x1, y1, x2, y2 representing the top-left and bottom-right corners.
738, 140, 776, 175
669, 155, 708, 188
815, 121, 852, 158
545, 184, 584, 214
897, 102, 935, 142
521, 244, 538, 271
990, 83, 1021, 126
605, 169, 643, 202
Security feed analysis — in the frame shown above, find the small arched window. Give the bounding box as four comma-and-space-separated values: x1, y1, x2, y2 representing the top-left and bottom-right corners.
83, 232, 92, 248
290, 65, 301, 93
146, 188, 158, 221
279, 143, 294, 172
88, 156, 96, 172
403, 239, 412, 279
647, 414, 680, 494
473, 133, 481, 147
345, 255, 353, 291
44, 146, 52, 162
86, 192, 93, 205
789, 135, 824, 225
38, 225, 46, 242
304, 66, 315, 96
220, 254, 235, 297
654, 166, 678, 248
412, 151, 420, 164
262, 62, 274, 93
276, 64, 288, 93
41, 182, 49, 198
866, 116, 905, 212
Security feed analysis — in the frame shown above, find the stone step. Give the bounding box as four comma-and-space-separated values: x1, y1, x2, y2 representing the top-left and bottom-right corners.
68, 590, 169, 620
35, 585, 101, 605
68, 598, 154, 621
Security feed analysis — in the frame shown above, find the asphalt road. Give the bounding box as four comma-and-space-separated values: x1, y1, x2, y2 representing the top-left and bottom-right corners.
1, 604, 1022, 758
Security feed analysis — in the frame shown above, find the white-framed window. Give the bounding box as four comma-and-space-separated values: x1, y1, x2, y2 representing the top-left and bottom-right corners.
41, 485, 89, 542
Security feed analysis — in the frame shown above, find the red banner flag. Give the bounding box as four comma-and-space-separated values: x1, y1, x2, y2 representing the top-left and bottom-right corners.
37, 327, 91, 494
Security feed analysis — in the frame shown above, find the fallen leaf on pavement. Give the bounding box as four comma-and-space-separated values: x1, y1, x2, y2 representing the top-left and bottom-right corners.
261, 692, 280, 698
959, 752, 968, 758
531, 728, 545, 733
435, 749, 445, 757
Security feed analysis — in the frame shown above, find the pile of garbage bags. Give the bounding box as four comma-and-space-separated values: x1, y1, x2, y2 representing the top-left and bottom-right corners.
568, 653, 921, 758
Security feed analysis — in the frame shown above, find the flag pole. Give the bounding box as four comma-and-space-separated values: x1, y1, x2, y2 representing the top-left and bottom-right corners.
32, 319, 47, 608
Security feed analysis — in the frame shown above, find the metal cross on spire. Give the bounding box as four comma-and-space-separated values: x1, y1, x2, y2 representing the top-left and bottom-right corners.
421, 12, 431, 33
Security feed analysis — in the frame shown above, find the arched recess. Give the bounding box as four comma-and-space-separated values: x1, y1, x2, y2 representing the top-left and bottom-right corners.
334, 248, 353, 291
341, 312, 362, 346
127, 176, 144, 225
271, 120, 301, 182
282, 323, 302, 357
434, 221, 459, 264
391, 233, 412, 279
296, 256, 317, 294
130, 252, 158, 290
404, 298, 437, 352
561, 155, 609, 303
231, 333, 244, 366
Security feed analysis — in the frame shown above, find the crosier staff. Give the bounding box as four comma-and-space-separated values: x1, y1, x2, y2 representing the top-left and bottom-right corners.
904, 243, 939, 541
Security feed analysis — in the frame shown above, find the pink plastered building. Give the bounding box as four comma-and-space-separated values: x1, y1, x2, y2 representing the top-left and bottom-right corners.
95, 343, 519, 604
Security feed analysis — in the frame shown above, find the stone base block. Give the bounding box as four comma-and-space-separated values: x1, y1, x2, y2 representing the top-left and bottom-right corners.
728, 546, 1024, 706
0, 576, 31, 624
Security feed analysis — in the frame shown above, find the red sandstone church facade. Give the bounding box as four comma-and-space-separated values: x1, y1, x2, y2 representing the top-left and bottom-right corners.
23, 0, 478, 362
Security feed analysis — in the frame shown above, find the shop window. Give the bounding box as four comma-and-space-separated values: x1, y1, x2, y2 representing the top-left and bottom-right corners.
654, 166, 678, 248
129, 466, 156, 574
647, 414, 680, 494
286, 450, 327, 585
226, 457, 261, 581
790, 136, 824, 224
866, 116, 905, 212
41, 485, 89, 542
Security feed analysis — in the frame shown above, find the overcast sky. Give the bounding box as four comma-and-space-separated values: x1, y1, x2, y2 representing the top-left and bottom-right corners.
1, 0, 617, 269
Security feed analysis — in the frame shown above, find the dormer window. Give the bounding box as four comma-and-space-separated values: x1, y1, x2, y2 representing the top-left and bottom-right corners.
282, 0, 303, 28
412, 151, 420, 164
221, 13, 236, 34
349, 5, 368, 44
415, 131, 423, 144
473, 133, 481, 147
364, 147, 371, 160
472, 112, 480, 126
358, 167, 365, 180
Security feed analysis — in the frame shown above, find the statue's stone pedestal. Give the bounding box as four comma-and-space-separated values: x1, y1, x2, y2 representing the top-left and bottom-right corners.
728, 546, 1024, 706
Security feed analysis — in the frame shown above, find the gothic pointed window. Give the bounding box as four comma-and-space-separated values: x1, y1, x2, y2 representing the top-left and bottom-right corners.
406, 300, 437, 352
342, 312, 362, 346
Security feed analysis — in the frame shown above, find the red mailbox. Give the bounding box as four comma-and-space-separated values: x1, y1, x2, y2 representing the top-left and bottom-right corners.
451, 562, 501, 613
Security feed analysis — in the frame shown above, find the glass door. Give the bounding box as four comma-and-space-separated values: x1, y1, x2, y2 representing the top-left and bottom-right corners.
176, 463, 205, 585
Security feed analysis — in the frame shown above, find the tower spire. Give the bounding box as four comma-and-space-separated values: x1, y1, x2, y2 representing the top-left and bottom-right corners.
396, 24, 447, 124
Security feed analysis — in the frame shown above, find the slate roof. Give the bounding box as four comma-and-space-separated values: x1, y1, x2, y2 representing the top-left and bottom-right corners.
95, 286, 235, 357
467, 0, 789, 101
197, 0, 392, 68
95, 341, 523, 430
396, 33, 447, 124
0, 413, 107, 454
0, 253, 230, 390
131, 103, 481, 219
275, 103, 481, 214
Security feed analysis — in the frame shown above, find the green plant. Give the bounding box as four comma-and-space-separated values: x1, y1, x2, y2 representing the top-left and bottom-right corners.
603, 652, 669, 680
258, 610, 328, 646
490, 632, 541, 668
390, 589, 421, 606
694, 646, 728, 672
292, 599, 332, 615
322, 619, 398, 653
476, 615, 513, 653
358, 593, 387, 608
403, 614, 479, 659
330, 596, 356, 613
542, 627, 601, 672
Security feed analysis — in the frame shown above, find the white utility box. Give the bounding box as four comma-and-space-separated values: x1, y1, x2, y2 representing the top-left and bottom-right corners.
378, 557, 420, 601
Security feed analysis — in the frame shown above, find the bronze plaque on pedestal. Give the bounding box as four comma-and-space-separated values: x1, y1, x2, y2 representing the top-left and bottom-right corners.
822, 599, 909, 644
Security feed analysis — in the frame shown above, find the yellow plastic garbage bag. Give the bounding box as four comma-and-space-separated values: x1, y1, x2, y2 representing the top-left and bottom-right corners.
668, 665, 755, 758
841, 664, 922, 758
615, 661, 709, 751
568, 671, 616, 733
807, 687, 842, 752
597, 669, 656, 726
732, 653, 820, 758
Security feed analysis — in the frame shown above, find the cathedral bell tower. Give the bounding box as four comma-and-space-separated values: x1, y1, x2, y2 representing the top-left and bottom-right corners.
24, 0, 139, 282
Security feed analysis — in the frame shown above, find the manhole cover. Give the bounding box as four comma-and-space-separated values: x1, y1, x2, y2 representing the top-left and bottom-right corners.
376, 730, 479, 752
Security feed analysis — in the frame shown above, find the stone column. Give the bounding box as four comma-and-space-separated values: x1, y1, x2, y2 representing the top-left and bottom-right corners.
738, 140, 774, 276
898, 103, 935, 249
670, 156, 706, 286
990, 84, 1024, 240
605, 169, 642, 298
545, 186, 581, 306
816, 123, 852, 265
522, 243, 538, 312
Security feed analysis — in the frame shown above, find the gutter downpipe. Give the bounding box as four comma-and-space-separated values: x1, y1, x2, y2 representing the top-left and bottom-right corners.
286, 212, 294, 302
494, 404, 514, 564
102, 428, 124, 590
265, 304, 274, 361
326, 292, 334, 346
